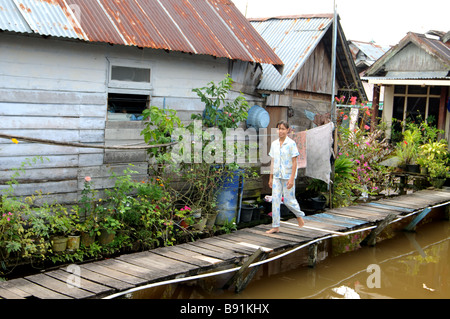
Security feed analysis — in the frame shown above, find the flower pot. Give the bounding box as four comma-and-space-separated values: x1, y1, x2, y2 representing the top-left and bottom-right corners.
81, 231, 96, 247
98, 229, 115, 246
205, 214, 217, 230
51, 236, 68, 253
67, 235, 80, 252
311, 195, 327, 211
193, 218, 207, 231
240, 204, 254, 223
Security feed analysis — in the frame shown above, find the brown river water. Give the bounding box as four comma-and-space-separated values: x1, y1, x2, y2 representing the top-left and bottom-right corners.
130, 219, 449, 300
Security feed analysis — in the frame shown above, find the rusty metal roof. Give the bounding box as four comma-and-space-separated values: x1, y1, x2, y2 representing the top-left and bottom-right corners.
0, 0, 283, 66
366, 32, 450, 77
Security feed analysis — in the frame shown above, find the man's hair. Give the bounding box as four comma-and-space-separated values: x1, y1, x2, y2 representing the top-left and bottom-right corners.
277, 120, 290, 129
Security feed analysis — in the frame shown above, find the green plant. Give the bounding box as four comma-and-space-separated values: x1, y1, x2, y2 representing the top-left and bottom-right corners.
419, 140, 450, 179
141, 105, 182, 173
98, 215, 122, 235
45, 205, 75, 237
0, 211, 26, 258
336, 123, 394, 204
395, 128, 422, 165
191, 74, 249, 133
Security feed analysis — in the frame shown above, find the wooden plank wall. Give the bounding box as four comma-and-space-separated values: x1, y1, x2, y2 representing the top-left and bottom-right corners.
0, 34, 265, 204
0, 35, 107, 204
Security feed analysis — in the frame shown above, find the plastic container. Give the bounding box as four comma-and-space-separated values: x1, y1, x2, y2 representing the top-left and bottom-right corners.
246, 105, 270, 130
215, 169, 244, 225
240, 204, 255, 223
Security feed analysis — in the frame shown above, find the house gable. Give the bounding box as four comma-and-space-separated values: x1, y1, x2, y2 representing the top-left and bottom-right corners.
288, 40, 334, 95
385, 42, 448, 72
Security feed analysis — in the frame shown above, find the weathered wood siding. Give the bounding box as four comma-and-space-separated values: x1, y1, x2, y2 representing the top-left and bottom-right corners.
0, 34, 264, 203
385, 43, 447, 72
0, 35, 107, 204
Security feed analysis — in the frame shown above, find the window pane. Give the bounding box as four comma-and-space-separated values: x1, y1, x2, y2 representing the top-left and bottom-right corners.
111, 66, 151, 83
408, 85, 427, 95
429, 86, 441, 96
406, 97, 426, 122
394, 85, 406, 94
427, 98, 440, 125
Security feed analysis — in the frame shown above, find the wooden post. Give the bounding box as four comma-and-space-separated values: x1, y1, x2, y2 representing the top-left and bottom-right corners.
445, 205, 450, 221
361, 213, 397, 246
404, 208, 432, 232
370, 84, 381, 132
308, 242, 319, 268
223, 248, 268, 293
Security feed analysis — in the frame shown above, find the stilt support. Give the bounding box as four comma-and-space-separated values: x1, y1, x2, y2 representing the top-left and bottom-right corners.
404, 208, 432, 232
361, 213, 397, 247
223, 248, 269, 293
308, 242, 319, 268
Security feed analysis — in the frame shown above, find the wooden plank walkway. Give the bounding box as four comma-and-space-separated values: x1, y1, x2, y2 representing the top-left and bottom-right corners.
1, 189, 449, 299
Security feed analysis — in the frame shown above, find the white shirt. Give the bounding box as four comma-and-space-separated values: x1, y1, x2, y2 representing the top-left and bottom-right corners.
269, 136, 300, 180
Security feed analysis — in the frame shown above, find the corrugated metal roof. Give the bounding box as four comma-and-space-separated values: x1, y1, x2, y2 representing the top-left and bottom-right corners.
349, 40, 389, 62
0, 0, 31, 33
0, 0, 283, 66
250, 15, 333, 92
366, 32, 450, 77
364, 71, 450, 80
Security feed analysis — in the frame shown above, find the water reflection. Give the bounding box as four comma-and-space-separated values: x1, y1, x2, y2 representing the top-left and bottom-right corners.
130, 221, 449, 299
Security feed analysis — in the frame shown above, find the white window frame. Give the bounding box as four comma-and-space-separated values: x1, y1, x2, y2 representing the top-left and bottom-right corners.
107, 58, 153, 94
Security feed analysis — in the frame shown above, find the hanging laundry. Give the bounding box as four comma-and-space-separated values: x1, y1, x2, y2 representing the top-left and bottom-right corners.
288, 130, 307, 169
305, 122, 335, 185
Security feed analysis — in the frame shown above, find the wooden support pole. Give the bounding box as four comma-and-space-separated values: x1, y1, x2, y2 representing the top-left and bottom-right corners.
223, 248, 267, 292
361, 213, 397, 247
404, 208, 432, 232
308, 242, 319, 268
445, 205, 450, 221
235, 253, 268, 294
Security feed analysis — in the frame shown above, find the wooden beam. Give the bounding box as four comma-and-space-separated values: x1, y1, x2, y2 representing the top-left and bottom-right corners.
361, 213, 397, 246
223, 248, 268, 293
403, 208, 432, 232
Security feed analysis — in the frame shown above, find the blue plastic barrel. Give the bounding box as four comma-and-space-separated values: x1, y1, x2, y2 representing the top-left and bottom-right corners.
215, 169, 244, 226
246, 105, 270, 130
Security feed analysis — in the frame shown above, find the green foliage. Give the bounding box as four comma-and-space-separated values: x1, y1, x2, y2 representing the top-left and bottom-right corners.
419, 140, 450, 179
191, 74, 250, 133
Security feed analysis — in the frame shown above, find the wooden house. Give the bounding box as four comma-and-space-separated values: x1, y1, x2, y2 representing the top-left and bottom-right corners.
364, 31, 450, 142
249, 14, 367, 132
0, 0, 283, 203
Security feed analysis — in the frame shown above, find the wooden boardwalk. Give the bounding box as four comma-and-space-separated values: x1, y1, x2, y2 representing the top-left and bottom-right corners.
1, 189, 449, 299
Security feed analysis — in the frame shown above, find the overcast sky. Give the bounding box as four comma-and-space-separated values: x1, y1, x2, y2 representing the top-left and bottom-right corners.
232, 0, 449, 47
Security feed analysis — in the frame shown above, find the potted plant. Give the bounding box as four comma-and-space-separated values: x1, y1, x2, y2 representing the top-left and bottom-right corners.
46, 207, 75, 253
395, 128, 421, 172
97, 214, 122, 246
419, 140, 450, 188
